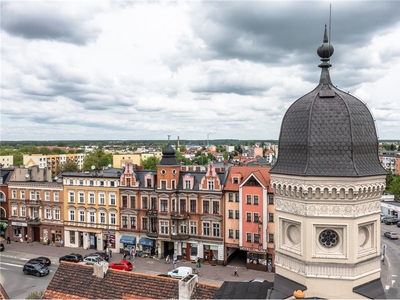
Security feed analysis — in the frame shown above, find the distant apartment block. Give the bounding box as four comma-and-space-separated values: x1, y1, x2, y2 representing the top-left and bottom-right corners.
0, 155, 14, 168
23, 153, 86, 176
379, 151, 400, 175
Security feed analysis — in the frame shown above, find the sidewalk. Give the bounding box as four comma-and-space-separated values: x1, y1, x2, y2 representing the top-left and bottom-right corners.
1, 240, 275, 286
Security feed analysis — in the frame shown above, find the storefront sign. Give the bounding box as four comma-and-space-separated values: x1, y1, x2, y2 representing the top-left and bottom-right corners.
11, 222, 27, 227
239, 246, 266, 253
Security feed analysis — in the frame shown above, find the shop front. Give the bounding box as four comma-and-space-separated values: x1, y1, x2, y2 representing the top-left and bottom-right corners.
10, 221, 27, 242
41, 226, 63, 245
179, 242, 199, 261
203, 244, 220, 265
138, 237, 156, 257
119, 235, 137, 253
240, 246, 268, 271
102, 230, 116, 251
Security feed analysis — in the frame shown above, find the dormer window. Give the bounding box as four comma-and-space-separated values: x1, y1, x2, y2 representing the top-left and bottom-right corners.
147, 178, 152, 187
185, 180, 191, 189
233, 177, 239, 184
208, 181, 214, 190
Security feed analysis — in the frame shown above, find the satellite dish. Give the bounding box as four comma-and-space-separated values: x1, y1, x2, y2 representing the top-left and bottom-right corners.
91, 165, 96, 170
108, 164, 112, 168
25, 174, 30, 178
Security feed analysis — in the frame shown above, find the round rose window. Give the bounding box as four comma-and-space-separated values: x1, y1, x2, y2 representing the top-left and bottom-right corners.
319, 229, 339, 248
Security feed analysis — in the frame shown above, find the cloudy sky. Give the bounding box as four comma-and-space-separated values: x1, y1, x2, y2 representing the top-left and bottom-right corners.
1, 1, 399, 142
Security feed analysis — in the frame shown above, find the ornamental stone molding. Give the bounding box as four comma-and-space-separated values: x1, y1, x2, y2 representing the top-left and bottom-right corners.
275, 198, 380, 217
275, 252, 381, 280
271, 174, 386, 201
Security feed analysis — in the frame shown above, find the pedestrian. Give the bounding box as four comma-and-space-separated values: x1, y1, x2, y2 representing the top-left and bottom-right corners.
132, 248, 136, 259
6, 236, 11, 244
197, 257, 201, 268
165, 255, 170, 264
109, 248, 113, 258
129, 248, 133, 260
123, 251, 128, 260
234, 267, 239, 277
25, 234, 28, 241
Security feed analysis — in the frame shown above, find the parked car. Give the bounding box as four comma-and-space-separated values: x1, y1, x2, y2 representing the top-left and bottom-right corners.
384, 231, 399, 240
59, 253, 84, 263
167, 267, 193, 279
27, 257, 51, 267
397, 221, 400, 228
384, 218, 399, 225
23, 262, 49, 277
83, 256, 106, 265
381, 215, 393, 223
0, 243, 4, 252
108, 260, 133, 271
84, 252, 109, 262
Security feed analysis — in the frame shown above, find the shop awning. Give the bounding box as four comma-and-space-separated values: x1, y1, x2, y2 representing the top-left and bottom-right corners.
120, 235, 136, 245
138, 237, 155, 247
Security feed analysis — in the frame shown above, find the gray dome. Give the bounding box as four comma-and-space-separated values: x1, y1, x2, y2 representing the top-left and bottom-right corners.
270, 26, 387, 177
160, 144, 179, 165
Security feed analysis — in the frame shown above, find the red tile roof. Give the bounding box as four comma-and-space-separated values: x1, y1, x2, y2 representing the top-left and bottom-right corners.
43, 262, 219, 299
224, 166, 272, 192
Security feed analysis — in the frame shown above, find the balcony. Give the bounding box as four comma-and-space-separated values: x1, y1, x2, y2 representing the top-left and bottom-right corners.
146, 210, 158, 217
146, 232, 158, 238
26, 200, 41, 207
27, 217, 41, 224
170, 233, 189, 240
170, 212, 190, 220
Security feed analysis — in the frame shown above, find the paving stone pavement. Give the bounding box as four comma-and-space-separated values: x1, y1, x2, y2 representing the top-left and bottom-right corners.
0, 241, 275, 286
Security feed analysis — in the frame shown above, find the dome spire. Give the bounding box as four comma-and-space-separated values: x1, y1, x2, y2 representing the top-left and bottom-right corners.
317, 25, 334, 84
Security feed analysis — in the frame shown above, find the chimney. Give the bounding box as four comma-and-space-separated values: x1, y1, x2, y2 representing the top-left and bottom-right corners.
93, 261, 109, 278
179, 274, 198, 300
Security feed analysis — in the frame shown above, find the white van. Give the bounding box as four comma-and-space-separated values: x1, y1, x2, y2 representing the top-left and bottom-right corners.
167, 266, 193, 279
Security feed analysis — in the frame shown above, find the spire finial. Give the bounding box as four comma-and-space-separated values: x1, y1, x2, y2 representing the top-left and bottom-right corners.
167, 135, 171, 142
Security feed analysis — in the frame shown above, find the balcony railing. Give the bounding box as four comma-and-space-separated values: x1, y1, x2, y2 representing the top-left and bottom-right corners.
171, 233, 189, 240
170, 212, 190, 220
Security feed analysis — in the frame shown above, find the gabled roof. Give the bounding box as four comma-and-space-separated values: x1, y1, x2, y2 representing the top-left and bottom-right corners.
43, 262, 219, 299
224, 166, 272, 192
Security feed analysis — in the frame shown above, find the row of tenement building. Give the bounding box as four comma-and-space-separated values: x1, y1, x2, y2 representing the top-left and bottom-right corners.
0, 145, 275, 272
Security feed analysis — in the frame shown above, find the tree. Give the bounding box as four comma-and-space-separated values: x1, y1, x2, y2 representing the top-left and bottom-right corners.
38, 147, 51, 154
19, 146, 39, 154
142, 156, 160, 170
14, 152, 23, 166
197, 154, 208, 165
82, 149, 112, 171
222, 151, 229, 161
389, 175, 400, 201
63, 161, 79, 172
176, 151, 191, 165
52, 148, 67, 154
26, 290, 44, 299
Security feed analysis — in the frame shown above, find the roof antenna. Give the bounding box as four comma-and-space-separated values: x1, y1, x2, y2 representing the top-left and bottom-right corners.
329, 4, 332, 63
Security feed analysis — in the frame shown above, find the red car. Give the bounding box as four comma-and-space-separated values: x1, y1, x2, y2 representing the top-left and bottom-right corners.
108, 260, 133, 271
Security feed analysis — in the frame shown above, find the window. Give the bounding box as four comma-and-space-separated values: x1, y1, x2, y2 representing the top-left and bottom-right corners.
89, 212, 95, 223
69, 210, 75, 221
35, 191, 40, 200
235, 230, 240, 239
146, 178, 152, 187
180, 199, 186, 212
247, 233, 252, 242
228, 193, 233, 202
99, 193, 105, 205
68, 191, 75, 203
21, 206, 26, 217
79, 211, 85, 222
203, 200, 209, 213
130, 196, 136, 209
203, 222, 210, 236
160, 199, 168, 212
70, 230, 75, 244
213, 223, 220, 237
254, 234, 260, 243
33, 208, 38, 218
100, 212, 106, 224
151, 197, 157, 209
208, 181, 214, 190
54, 192, 59, 202
172, 180, 176, 189
30, 191, 35, 200
20, 190, 25, 199
160, 221, 169, 234
100, 181, 104, 186
268, 234, 274, 243
268, 195, 274, 204
235, 210, 239, 219
235, 193, 239, 202
110, 181, 115, 187
179, 222, 187, 234
122, 196, 128, 208
253, 195, 259, 205
246, 212, 252, 222
185, 180, 191, 189
229, 229, 234, 238
130, 216, 136, 229
69, 179, 73, 185
110, 213, 116, 225
212, 201, 219, 214
89, 180, 94, 186
142, 217, 148, 230
246, 195, 251, 204
89, 193, 95, 204
190, 200, 196, 212
110, 194, 116, 206
233, 177, 238, 184
161, 181, 167, 189
45, 191, 50, 201
254, 213, 259, 223
79, 180, 84, 186
45, 208, 51, 219
190, 221, 197, 235
142, 196, 148, 209
12, 206, 17, 216
54, 209, 60, 220
228, 210, 233, 219
122, 216, 127, 228
78, 192, 85, 204
268, 213, 274, 223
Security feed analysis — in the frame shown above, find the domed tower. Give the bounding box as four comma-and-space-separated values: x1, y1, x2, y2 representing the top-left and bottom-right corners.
269, 26, 387, 299
157, 143, 180, 190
